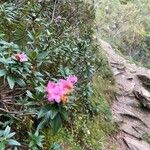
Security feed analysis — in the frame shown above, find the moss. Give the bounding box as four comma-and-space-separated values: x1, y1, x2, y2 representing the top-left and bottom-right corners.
82, 115, 116, 150
143, 133, 150, 144
43, 128, 82, 150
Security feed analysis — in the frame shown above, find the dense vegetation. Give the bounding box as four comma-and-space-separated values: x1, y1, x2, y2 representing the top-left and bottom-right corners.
96, 0, 150, 68
0, 0, 115, 149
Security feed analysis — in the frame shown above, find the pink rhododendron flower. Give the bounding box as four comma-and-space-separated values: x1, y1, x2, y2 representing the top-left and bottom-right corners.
15, 53, 28, 62
46, 82, 63, 103
46, 75, 78, 103
46, 81, 56, 94
60, 95, 68, 104
67, 75, 78, 84
59, 79, 73, 95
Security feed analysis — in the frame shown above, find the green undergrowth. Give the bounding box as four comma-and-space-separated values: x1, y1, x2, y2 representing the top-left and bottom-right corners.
143, 133, 150, 144
0, 0, 117, 149
43, 52, 117, 150
95, 0, 150, 68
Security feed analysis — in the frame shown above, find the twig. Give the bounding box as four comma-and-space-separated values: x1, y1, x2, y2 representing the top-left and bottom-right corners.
50, 0, 57, 24
0, 108, 37, 117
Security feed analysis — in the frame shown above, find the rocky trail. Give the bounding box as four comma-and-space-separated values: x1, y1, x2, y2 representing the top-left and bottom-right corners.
98, 39, 150, 150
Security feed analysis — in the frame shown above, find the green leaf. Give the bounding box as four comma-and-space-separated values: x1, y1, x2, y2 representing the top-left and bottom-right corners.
45, 111, 51, 120
35, 86, 44, 93
37, 119, 47, 130
37, 142, 43, 148
34, 71, 43, 77
30, 51, 37, 60
50, 109, 58, 120
7, 76, 15, 89
7, 132, 16, 138
26, 90, 34, 99
0, 70, 6, 77
34, 131, 39, 137
16, 79, 26, 87
29, 141, 34, 148
8, 139, 20, 146
37, 51, 48, 60
61, 110, 69, 121
0, 142, 5, 150
4, 126, 11, 137
37, 109, 46, 119
14, 147, 18, 150
27, 31, 34, 40
50, 114, 62, 133
0, 131, 4, 136
50, 142, 63, 150
0, 58, 7, 64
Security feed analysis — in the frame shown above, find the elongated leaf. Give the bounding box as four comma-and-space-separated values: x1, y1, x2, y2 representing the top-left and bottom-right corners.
0, 130, 4, 136
50, 109, 58, 120
0, 143, 5, 150
4, 126, 11, 137
8, 139, 20, 146
30, 51, 37, 60
37, 120, 47, 130
37, 51, 48, 60
37, 142, 44, 148
16, 79, 26, 87
37, 109, 46, 119
50, 114, 62, 133
50, 142, 62, 150
0, 69, 6, 77
26, 90, 33, 98
7, 132, 16, 138
45, 111, 51, 120
61, 110, 69, 121
7, 76, 15, 89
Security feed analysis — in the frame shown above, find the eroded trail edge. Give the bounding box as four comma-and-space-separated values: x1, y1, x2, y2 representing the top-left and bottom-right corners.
98, 39, 150, 150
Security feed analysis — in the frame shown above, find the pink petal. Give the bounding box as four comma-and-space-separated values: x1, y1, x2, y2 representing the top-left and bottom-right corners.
67, 75, 78, 84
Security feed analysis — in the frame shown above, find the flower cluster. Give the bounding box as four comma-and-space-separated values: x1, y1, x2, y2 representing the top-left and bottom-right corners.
14, 53, 28, 62
46, 75, 77, 103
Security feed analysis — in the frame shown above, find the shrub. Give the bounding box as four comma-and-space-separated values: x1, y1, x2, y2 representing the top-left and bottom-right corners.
0, 126, 20, 150
0, 0, 105, 148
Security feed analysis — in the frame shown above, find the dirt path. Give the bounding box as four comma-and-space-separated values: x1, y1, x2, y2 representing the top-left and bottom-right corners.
98, 39, 150, 150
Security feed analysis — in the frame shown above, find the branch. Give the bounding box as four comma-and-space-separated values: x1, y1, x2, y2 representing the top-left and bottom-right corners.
50, 0, 57, 24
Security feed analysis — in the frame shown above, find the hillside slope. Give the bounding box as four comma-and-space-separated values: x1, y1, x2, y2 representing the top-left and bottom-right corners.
97, 37, 150, 150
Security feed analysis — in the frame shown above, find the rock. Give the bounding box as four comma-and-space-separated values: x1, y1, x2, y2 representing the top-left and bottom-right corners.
133, 87, 150, 109
112, 68, 122, 76
124, 137, 150, 150
99, 39, 150, 149
130, 69, 136, 73
137, 74, 150, 89
120, 120, 149, 139
121, 124, 143, 139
